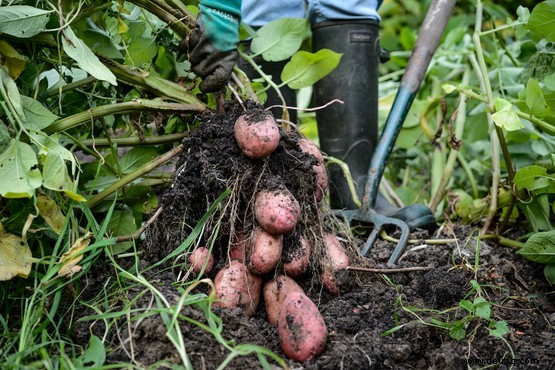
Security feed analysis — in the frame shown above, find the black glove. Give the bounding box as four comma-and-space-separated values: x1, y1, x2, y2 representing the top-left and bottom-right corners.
186, 1, 241, 93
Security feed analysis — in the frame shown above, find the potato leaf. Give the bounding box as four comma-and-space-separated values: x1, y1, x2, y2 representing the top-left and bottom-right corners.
0, 223, 32, 280
525, 78, 551, 117
527, 0, 555, 42
281, 49, 342, 89
251, 18, 310, 62
0, 139, 42, 198
513, 165, 548, 189
21, 96, 59, 131
0, 5, 52, 38
544, 264, 555, 285
518, 230, 555, 264
37, 193, 66, 234
0, 40, 26, 79
62, 26, 117, 85
491, 97, 524, 131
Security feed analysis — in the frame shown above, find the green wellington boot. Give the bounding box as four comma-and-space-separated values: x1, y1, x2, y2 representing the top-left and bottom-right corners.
312, 20, 436, 232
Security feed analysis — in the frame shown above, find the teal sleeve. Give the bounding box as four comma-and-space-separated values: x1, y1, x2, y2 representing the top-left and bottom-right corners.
199, 0, 242, 52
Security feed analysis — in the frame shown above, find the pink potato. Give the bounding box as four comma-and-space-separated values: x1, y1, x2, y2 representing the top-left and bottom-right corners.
213, 260, 262, 316
298, 138, 328, 201
324, 233, 350, 270
320, 234, 350, 296
254, 188, 301, 235
229, 231, 246, 261
234, 111, 280, 159
278, 292, 328, 362
283, 236, 311, 278
188, 247, 214, 275
263, 275, 304, 325
247, 227, 283, 275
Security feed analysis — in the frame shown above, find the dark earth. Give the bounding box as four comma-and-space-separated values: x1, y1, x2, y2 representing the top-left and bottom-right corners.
73, 103, 555, 369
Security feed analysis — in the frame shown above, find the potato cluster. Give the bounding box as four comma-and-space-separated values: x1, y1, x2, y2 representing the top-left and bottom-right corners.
186, 110, 353, 363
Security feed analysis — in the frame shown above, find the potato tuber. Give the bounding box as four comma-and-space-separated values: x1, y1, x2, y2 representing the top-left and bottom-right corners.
234, 111, 280, 159
254, 188, 301, 235
278, 292, 328, 362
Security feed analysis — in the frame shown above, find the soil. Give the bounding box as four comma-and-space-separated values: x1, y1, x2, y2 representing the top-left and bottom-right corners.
73, 102, 554, 370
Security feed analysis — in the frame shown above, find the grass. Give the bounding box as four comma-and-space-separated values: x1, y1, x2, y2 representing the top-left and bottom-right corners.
0, 191, 286, 369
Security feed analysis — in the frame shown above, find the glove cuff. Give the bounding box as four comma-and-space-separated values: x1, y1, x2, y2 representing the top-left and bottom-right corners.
199, 0, 242, 52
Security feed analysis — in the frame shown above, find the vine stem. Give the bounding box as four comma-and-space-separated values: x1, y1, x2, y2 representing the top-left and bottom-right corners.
430, 69, 470, 213
238, 50, 290, 122
45, 100, 203, 134
88, 144, 185, 207
450, 86, 555, 135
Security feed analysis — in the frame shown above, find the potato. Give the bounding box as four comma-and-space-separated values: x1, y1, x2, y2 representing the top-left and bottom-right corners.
229, 231, 246, 261
213, 260, 262, 316
278, 292, 328, 362
234, 111, 280, 159
298, 138, 328, 201
188, 247, 214, 275
320, 233, 350, 295
324, 233, 350, 270
263, 275, 304, 325
319, 266, 339, 296
247, 227, 283, 275
254, 188, 301, 235
283, 236, 311, 278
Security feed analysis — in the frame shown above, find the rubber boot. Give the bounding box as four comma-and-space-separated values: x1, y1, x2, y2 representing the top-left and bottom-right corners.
312, 20, 436, 232
237, 42, 297, 123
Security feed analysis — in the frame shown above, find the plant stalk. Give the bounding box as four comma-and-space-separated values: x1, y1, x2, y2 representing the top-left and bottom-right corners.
45, 100, 203, 134
88, 144, 185, 207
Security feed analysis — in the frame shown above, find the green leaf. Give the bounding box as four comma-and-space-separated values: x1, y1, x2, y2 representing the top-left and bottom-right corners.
0, 68, 23, 118
125, 36, 158, 67
107, 207, 138, 254
449, 322, 466, 341
0, 139, 42, 198
281, 49, 342, 89
513, 165, 548, 189
120, 147, 159, 174
0, 123, 9, 153
491, 97, 524, 131
74, 335, 106, 367
21, 96, 59, 131
473, 297, 491, 320
544, 263, 555, 284
525, 78, 551, 117
251, 18, 310, 62
521, 195, 553, 232
459, 299, 474, 313
545, 71, 555, 91
518, 230, 555, 263
527, 0, 555, 42
62, 26, 117, 86
488, 320, 509, 338
0, 6, 52, 38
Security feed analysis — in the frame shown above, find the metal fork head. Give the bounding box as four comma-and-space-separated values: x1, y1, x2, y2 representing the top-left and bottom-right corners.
334, 208, 410, 267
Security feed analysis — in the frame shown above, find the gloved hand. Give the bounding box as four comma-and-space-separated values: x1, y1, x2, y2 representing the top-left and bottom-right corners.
187, 0, 242, 93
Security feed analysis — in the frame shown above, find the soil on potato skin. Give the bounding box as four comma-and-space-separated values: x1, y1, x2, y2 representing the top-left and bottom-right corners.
72, 103, 555, 370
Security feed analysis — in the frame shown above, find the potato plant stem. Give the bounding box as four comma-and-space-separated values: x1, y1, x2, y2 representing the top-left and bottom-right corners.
238, 50, 290, 121
45, 100, 203, 134
88, 144, 185, 207
80, 132, 188, 147
430, 69, 470, 213
126, 0, 191, 39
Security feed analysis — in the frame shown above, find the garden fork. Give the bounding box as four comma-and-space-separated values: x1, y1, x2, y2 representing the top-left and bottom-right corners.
339, 0, 457, 267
